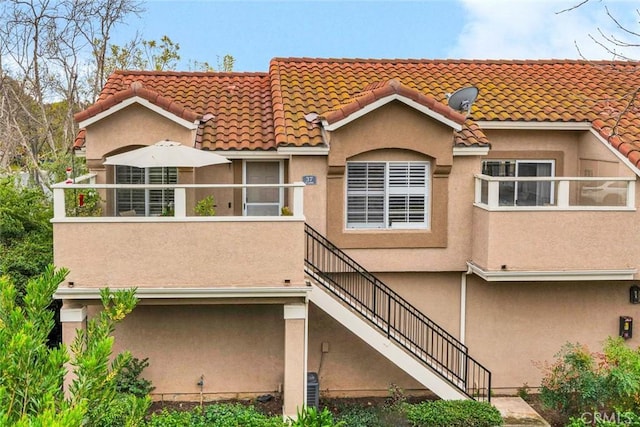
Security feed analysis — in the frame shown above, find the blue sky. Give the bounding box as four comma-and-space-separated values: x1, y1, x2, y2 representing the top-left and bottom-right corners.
113, 0, 640, 72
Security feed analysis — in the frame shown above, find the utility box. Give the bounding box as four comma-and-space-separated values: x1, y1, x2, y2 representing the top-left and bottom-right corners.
620, 316, 633, 339
307, 372, 319, 409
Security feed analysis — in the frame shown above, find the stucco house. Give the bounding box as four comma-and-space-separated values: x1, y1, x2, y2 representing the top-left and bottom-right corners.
54, 58, 640, 416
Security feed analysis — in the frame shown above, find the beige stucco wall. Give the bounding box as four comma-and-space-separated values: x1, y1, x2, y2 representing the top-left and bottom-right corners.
307, 304, 428, 396
54, 221, 305, 287
289, 156, 328, 234
84, 103, 196, 164
471, 208, 639, 272
110, 304, 285, 397
193, 162, 236, 216
578, 131, 635, 177
465, 276, 640, 390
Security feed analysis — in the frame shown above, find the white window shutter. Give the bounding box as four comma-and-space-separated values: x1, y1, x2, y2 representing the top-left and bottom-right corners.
346, 161, 428, 229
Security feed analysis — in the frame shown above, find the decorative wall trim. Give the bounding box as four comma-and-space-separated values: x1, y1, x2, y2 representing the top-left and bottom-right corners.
60, 307, 87, 322
55, 286, 311, 300
284, 304, 307, 319
467, 262, 636, 282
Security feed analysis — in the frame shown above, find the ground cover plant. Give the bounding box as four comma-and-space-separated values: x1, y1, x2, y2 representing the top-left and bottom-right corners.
145, 398, 503, 427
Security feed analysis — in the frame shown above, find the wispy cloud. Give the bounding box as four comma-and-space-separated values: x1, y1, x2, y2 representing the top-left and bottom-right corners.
449, 0, 640, 60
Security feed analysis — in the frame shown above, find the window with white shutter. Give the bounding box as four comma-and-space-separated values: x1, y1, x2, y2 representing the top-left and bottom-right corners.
346, 161, 429, 229
115, 166, 177, 216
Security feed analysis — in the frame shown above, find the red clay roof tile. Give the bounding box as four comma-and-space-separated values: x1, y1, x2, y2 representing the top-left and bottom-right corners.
82, 70, 274, 151
76, 58, 640, 163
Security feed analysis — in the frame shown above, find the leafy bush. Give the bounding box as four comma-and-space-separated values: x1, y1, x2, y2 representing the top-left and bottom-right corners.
98, 393, 151, 427
203, 403, 282, 427
539, 342, 606, 417
567, 411, 640, 427
403, 400, 503, 427
539, 338, 640, 418
146, 408, 198, 427
66, 188, 103, 217
0, 266, 138, 426
195, 195, 216, 216
289, 406, 345, 427
0, 177, 53, 291
336, 405, 383, 427
601, 337, 640, 411
115, 357, 155, 397
148, 403, 283, 427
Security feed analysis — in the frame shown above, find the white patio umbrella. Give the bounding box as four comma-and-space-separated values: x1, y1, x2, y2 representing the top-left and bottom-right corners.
104, 140, 230, 168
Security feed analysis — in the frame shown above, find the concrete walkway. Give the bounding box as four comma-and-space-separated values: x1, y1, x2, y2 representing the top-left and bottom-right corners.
492, 397, 550, 427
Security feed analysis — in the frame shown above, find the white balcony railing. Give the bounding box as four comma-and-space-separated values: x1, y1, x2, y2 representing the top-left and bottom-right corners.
474, 175, 636, 211
51, 174, 305, 221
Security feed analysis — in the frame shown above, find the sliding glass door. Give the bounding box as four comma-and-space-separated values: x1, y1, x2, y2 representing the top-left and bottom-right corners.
482, 160, 554, 206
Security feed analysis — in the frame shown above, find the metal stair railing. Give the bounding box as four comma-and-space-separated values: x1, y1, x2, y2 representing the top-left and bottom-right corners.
304, 224, 491, 401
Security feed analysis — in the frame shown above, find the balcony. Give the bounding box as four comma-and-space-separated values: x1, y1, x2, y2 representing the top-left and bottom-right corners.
471, 175, 638, 280
52, 175, 307, 290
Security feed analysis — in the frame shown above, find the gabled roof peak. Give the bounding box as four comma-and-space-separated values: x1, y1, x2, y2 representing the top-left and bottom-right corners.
74, 83, 201, 125
321, 78, 467, 129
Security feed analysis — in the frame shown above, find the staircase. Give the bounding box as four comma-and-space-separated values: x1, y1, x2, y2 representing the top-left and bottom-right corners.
304, 224, 491, 401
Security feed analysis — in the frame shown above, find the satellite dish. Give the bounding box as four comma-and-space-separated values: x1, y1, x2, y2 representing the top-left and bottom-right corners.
446, 86, 479, 114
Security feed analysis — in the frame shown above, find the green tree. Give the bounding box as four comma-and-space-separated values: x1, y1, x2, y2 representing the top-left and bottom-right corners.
0, 266, 141, 425
0, 177, 53, 292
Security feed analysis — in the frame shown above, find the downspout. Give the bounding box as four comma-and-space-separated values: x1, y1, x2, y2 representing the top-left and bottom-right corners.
460, 265, 473, 345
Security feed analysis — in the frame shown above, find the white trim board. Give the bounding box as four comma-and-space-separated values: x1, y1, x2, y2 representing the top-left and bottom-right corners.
453, 146, 490, 156
467, 262, 636, 282
476, 121, 592, 130
54, 286, 311, 300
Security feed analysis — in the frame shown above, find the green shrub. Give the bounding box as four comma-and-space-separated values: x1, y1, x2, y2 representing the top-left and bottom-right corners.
115, 357, 155, 397
203, 403, 282, 427
146, 408, 200, 427
539, 338, 640, 418
567, 411, 640, 427
97, 393, 151, 427
539, 342, 606, 418
195, 195, 216, 216
601, 337, 640, 411
0, 267, 137, 426
148, 403, 283, 427
66, 188, 102, 217
336, 405, 383, 427
289, 406, 345, 427
403, 400, 503, 427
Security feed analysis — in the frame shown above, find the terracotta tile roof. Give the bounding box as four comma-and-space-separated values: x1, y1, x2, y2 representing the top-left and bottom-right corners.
73, 128, 86, 149
76, 59, 640, 166
268, 58, 640, 157
82, 70, 275, 151
455, 121, 490, 146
